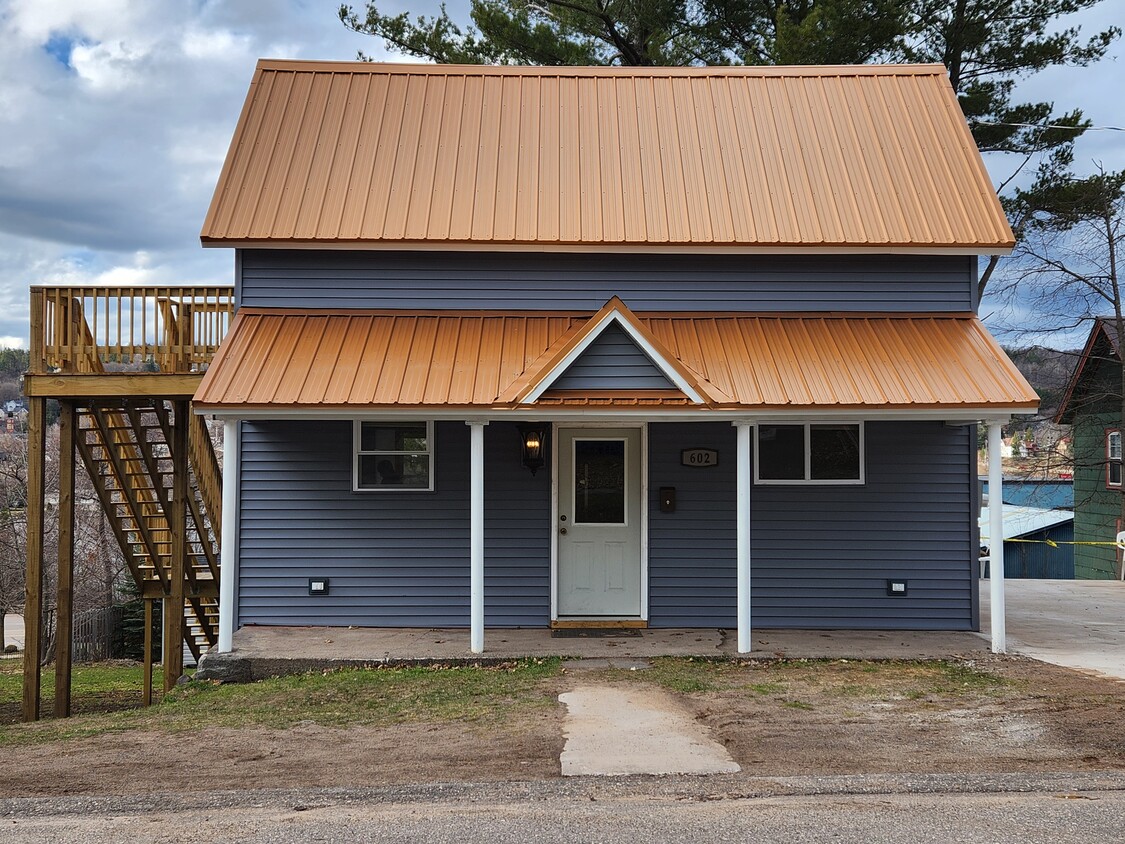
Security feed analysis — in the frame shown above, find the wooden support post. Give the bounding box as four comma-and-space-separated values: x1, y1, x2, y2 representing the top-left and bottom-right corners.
163, 400, 188, 692
21, 397, 47, 722
143, 599, 154, 707
54, 401, 76, 718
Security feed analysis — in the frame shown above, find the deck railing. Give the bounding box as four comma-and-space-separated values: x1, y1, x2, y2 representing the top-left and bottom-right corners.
30, 285, 236, 375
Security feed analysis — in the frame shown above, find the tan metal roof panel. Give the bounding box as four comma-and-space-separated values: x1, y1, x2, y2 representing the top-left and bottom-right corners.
201, 62, 1014, 251
194, 306, 1037, 411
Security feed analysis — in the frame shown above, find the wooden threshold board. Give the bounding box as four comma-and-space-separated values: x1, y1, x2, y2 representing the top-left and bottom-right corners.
550, 619, 648, 629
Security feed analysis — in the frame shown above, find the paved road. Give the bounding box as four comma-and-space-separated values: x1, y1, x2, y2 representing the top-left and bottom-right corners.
980, 579, 1125, 680
4, 776, 1125, 844
3, 613, 22, 650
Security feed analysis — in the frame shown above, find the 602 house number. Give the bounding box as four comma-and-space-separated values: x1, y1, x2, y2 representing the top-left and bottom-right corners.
681, 448, 719, 467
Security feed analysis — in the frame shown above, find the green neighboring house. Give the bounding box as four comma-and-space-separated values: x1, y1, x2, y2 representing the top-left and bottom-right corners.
1057, 318, 1125, 579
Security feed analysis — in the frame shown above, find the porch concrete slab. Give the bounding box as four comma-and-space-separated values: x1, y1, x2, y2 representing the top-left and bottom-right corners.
980, 579, 1125, 681
208, 625, 990, 682
558, 685, 740, 776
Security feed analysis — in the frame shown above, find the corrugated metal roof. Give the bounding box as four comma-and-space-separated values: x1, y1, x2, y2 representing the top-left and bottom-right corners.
201, 60, 1013, 252
979, 505, 1073, 543
193, 306, 1039, 411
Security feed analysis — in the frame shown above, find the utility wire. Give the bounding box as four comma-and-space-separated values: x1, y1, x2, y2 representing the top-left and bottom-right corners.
971, 119, 1124, 132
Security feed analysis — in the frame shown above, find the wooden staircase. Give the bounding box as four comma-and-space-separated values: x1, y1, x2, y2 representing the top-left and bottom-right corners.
73, 400, 222, 662
23, 284, 235, 720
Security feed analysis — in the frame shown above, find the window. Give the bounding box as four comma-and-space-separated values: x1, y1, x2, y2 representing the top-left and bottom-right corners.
354, 421, 434, 491
755, 423, 864, 484
1107, 429, 1122, 488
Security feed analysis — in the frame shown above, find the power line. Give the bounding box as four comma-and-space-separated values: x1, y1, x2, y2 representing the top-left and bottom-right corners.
971, 119, 1124, 132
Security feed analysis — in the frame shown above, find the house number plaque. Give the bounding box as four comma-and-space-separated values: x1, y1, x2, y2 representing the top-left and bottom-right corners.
681, 448, 719, 467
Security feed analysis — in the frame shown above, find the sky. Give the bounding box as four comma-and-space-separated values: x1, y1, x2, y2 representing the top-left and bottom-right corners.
0, 0, 1121, 350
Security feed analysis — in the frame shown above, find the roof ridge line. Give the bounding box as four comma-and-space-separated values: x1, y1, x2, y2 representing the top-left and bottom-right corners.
254, 59, 950, 78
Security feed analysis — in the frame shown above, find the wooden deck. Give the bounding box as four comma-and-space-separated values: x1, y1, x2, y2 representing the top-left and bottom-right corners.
22, 285, 234, 721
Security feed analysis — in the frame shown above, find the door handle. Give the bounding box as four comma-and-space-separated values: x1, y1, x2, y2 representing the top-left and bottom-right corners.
559, 527, 567, 535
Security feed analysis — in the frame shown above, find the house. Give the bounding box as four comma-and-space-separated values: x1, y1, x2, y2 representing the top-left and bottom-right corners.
978, 504, 1074, 579
1056, 317, 1125, 579
193, 60, 1038, 655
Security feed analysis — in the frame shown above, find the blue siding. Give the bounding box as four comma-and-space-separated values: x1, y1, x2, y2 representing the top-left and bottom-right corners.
237, 420, 973, 630
237, 420, 550, 627
553, 323, 674, 390
648, 423, 737, 626
647, 421, 974, 630
238, 250, 975, 312
1001, 523, 1075, 579
750, 422, 974, 630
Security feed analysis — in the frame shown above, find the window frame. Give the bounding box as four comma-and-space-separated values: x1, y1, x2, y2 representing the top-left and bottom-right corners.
353, 420, 435, 492
753, 422, 865, 485
1106, 428, 1122, 489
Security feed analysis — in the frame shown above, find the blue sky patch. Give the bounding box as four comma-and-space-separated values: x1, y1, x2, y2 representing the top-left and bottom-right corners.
44, 34, 84, 68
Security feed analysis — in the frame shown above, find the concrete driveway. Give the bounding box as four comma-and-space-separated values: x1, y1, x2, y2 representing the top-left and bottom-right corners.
980, 579, 1125, 680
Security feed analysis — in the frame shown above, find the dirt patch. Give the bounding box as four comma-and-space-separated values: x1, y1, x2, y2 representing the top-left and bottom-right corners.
1, 656, 1122, 797
676, 656, 1125, 776
0, 710, 566, 797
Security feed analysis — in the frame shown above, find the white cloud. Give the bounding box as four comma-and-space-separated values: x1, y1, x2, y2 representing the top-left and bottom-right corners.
0, 336, 23, 349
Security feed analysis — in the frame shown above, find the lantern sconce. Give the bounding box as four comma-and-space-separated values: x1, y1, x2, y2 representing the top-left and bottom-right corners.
518, 423, 548, 475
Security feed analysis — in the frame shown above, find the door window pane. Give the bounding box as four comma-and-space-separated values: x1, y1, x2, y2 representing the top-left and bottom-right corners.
574, 440, 626, 523
757, 425, 804, 480
810, 424, 861, 480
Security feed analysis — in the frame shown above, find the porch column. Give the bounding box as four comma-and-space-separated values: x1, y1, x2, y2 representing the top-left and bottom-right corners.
468, 421, 488, 653
987, 421, 1006, 653
218, 418, 241, 653
735, 422, 752, 653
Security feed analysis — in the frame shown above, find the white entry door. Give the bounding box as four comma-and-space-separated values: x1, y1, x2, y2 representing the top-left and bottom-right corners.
557, 427, 643, 617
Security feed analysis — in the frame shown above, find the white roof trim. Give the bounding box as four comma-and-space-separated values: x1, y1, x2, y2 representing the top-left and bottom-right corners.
197, 407, 1019, 424
520, 308, 706, 405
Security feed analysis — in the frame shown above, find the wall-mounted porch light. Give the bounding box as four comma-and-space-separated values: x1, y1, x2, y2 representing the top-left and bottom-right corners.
517, 423, 548, 475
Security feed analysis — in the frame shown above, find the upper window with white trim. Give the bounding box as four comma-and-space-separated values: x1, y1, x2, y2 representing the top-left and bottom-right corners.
1107, 429, 1122, 488
354, 421, 434, 491
755, 423, 864, 484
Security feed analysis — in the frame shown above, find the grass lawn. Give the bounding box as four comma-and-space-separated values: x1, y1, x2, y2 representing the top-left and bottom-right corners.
0, 656, 1017, 749
0, 657, 563, 747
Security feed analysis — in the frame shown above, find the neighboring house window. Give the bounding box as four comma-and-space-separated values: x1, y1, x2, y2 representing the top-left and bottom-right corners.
755, 423, 864, 484
354, 421, 434, 491
1107, 430, 1122, 488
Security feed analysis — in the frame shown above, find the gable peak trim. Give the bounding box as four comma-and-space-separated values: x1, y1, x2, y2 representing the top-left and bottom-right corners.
515, 298, 711, 405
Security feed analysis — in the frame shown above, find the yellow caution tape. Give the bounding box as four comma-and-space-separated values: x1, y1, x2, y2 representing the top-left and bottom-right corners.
996, 539, 1124, 548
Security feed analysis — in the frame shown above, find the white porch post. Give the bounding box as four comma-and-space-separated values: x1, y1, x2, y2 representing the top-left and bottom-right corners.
469, 421, 488, 654
218, 419, 240, 653
735, 422, 752, 653
987, 421, 1006, 654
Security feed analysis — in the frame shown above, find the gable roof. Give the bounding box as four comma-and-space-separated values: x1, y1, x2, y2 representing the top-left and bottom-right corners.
505, 297, 720, 405
193, 305, 1038, 414
201, 60, 1013, 253
1055, 317, 1121, 424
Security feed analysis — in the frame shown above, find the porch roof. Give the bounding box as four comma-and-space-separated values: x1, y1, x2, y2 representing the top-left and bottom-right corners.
193, 305, 1038, 415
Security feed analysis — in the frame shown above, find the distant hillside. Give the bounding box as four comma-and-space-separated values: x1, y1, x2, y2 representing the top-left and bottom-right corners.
1004, 346, 1081, 420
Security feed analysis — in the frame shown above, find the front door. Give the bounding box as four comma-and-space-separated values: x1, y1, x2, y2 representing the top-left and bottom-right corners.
557, 427, 643, 617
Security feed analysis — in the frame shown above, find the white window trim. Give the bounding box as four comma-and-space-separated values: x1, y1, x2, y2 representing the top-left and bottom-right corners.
753, 421, 866, 485
353, 420, 435, 492
1107, 429, 1122, 489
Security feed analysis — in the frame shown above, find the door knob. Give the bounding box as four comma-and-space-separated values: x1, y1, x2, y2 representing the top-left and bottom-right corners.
560, 527, 568, 535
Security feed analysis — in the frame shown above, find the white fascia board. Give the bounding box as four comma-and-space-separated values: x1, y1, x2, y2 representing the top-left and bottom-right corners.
521, 309, 705, 404
205, 241, 1012, 257
201, 407, 1028, 423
